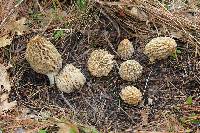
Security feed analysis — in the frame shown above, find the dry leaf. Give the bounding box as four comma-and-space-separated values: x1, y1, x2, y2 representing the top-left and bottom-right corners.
0, 93, 17, 113
130, 7, 148, 21
0, 64, 17, 113
6, 17, 28, 35
57, 122, 79, 133
0, 35, 12, 48
0, 64, 11, 91
170, 30, 184, 39
168, 0, 186, 10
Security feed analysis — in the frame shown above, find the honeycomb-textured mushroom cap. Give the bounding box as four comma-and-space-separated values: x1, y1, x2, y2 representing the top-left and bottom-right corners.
25, 35, 62, 85
119, 60, 143, 81
120, 86, 142, 105
55, 64, 86, 93
144, 37, 177, 62
87, 49, 114, 77
117, 39, 134, 60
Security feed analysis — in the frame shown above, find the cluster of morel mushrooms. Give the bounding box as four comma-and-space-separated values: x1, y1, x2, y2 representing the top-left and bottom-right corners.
26, 35, 177, 105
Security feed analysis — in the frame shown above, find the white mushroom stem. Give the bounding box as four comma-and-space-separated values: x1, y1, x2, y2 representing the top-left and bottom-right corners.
47, 73, 56, 85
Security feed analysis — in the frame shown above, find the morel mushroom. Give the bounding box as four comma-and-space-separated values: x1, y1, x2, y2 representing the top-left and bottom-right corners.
117, 39, 134, 60
87, 49, 114, 77
144, 37, 177, 62
55, 64, 86, 93
119, 60, 143, 81
25, 35, 62, 85
120, 86, 142, 105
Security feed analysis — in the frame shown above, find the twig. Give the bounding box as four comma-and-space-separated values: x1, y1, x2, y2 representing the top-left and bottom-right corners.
0, 0, 24, 29
95, 0, 134, 6
178, 105, 200, 112
100, 7, 121, 40
118, 101, 135, 124
84, 98, 97, 113
41, 18, 53, 35
144, 70, 152, 90
60, 93, 76, 112
103, 31, 120, 57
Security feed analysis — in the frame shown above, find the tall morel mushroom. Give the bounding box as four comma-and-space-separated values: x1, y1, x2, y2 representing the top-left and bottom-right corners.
87, 49, 114, 77
117, 39, 134, 60
25, 35, 62, 85
120, 86, 142, 105
144, 37, 177, 62
119, 60, 143, 81
55, 64, 86, 93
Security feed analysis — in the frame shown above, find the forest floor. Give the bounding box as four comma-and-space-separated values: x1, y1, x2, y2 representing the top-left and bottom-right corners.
0, 0, 199, 133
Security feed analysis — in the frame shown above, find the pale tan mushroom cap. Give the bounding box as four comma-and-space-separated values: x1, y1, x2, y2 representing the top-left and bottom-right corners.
55, 64, 86, 93
144, 37, 177, 62
25, 35, 62, 75
87, 49, 114, 77
119, 60, 143, 81
120, 86, 142, 105
117, 39, 134, 60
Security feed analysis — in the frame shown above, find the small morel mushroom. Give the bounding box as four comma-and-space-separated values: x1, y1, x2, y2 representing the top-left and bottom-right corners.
117, 39, 134, 60
25, 35, 62, 85
144, 37, 177, 62
55, 64, 86, 93
119, 60, 143, 81
87, 49, 114, 77
120, 86, 142, 105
